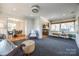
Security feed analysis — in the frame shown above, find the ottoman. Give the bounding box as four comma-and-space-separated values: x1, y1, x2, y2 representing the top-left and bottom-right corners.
22, 40, 35, 55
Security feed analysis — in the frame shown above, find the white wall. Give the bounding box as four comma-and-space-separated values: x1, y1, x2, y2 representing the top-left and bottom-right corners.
49, 23, 52, 35
33, 16, 49, 38
75, 5, 79, 48
24, 19, 28, 36
25, 18, 33, 35
25, 16, 43, 39
34, 16, 42, 38
75, 20, 79, 48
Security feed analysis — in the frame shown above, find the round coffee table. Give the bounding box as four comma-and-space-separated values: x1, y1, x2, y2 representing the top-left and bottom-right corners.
22, 40, 35, 55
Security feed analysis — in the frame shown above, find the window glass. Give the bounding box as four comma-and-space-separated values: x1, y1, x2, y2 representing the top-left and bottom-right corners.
61, 22, 74, 32
50, 22, 75, 32
8, 23, 16, 31
0, 20, 7, 34
51, 24, 60, 31
0, 23, 4, 28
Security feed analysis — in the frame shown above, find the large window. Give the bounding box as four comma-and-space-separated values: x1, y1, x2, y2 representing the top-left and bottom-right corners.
8, 18, 25, 34
61, 22, 75, 32
0, 23, 5, 34
51, 24, 60, 31
8, 23, 16, 31
0, 19, 7, 34
50, 21, 75, 32
0, 23, 4, 28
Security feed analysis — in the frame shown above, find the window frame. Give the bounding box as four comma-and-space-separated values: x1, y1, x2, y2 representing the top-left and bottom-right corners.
50, 21, 75, 32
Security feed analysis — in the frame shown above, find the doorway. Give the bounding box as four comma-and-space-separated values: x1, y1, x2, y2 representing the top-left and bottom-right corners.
42, 23, 49, 38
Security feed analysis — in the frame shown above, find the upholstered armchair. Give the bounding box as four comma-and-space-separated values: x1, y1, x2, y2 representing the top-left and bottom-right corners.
7, 44, 25, 56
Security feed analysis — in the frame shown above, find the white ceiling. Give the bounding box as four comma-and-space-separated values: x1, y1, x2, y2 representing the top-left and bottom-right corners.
0, 3, 78, 20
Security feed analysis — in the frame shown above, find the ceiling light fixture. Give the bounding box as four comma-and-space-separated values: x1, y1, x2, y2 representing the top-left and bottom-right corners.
31, 5, 40, 13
